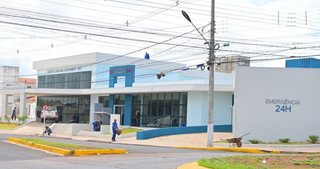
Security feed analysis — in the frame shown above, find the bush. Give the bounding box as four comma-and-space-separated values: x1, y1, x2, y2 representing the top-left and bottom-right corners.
17, 115, 28, 124
4, 115, 11, 124
278, 138, 291, 143
248, 139, 262, 144
307, 135, 319, 144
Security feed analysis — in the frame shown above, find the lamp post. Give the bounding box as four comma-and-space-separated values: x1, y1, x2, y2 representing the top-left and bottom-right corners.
182, 0, 215, 147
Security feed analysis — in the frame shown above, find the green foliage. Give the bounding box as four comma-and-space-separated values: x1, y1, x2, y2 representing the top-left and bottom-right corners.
278, 138, 290, 143
292, 159, 301, 165
306, 135, 319, 144
15, 138, 111, 151
248, 139, 262, 144
16, 115, 28, 124
199, 155, 320, 169
0, 116, 2, 121
4, 115, 11, 124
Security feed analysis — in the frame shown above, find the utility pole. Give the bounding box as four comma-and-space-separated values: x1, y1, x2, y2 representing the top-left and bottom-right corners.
182, 0, 215, 147
207, 0, 215, 147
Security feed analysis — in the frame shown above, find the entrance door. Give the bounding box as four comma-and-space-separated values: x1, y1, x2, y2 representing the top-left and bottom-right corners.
114, 105, 124, 125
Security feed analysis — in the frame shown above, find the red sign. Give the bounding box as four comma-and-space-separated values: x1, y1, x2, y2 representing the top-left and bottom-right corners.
43, 105, 49, 111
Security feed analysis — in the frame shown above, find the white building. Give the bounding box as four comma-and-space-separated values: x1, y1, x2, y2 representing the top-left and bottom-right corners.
0, 52, 234, 131
233, 66, 320, 142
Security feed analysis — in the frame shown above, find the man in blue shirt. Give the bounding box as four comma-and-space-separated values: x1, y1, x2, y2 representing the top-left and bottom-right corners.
181, 121, 186, 127
12, 107, 16, 120
112, 119, 118, 141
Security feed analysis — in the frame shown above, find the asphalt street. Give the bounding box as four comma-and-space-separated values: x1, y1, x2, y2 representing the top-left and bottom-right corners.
0, 134, 246, 169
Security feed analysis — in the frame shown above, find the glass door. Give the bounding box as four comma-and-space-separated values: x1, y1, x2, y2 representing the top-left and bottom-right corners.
114, 105, 124, 125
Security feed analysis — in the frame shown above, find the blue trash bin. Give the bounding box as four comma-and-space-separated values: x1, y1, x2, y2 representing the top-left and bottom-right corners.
92, 123, 97, 131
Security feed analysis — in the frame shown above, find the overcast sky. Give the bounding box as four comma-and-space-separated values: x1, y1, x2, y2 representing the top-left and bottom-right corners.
1, 0, 320, 77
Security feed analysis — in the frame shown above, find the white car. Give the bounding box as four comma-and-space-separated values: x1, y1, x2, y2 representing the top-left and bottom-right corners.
41, 107, 58, 123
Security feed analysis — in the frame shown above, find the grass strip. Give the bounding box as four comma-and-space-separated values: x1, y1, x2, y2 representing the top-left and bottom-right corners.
105, 128, 143, 135
15, 138, 111, 151
198, 155, 320, 169
0, 123, 22, 130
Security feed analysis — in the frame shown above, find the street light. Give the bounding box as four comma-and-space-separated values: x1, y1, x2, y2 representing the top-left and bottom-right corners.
182, 1, 215, 147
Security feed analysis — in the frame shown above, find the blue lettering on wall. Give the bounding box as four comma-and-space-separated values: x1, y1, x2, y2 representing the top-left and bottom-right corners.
275, 105, 291, 112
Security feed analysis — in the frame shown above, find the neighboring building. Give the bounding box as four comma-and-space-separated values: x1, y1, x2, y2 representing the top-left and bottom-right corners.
0, 66, 36, 119
215, 56, 250, 73
1, 52, 234, 131
233, 58, 320, 142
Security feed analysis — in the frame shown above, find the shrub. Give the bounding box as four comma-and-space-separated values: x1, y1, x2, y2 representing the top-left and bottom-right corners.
278, 138, 290, 143
4, 115, 11, 124
17, 115, 28, 124
248, 139, 262, 144
307, 135, 319, 144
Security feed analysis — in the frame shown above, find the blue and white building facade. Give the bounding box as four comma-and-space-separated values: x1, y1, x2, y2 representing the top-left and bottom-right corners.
1, 52, 234, 131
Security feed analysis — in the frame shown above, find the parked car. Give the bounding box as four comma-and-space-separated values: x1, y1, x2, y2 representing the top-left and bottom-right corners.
41, 107, 58, 123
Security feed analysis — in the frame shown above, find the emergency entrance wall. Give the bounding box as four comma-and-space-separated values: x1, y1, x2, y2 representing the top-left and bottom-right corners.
233, 67, 320, 143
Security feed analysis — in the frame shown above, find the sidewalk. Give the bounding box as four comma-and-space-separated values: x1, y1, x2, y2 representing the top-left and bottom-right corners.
1, 123, 320, 154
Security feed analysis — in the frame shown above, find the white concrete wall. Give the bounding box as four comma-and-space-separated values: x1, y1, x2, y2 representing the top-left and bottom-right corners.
71, 123, 93, 136
233, 67, 320, 143
187, 91, 233, 126
100, 125, 110, 134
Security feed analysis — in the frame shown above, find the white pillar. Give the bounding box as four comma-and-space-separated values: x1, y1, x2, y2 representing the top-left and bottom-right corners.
90, 94, 99, 124
1, 94, 8, 122
20, 92, 26, 116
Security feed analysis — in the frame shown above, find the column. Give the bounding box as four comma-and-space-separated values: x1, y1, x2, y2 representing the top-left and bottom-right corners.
124, 94, 132, 126
1, 94, 8, 122
90, 94, 99, 124
20, 92, 27, 116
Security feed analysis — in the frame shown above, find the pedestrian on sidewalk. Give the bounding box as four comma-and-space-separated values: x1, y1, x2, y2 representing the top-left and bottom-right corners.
135, 109, 140, 127
12, 107, 16, 120
44, 126, 52, 136
112, 119, 118, 141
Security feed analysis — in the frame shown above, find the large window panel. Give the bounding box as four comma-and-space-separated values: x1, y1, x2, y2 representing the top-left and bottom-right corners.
132, 92, 187, 128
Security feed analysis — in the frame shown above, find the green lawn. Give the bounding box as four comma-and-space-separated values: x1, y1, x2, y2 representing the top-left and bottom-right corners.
0, 122, 22, 130
15, 138, 111, 151
199, 155, 320, 169
105, 128, 143, 135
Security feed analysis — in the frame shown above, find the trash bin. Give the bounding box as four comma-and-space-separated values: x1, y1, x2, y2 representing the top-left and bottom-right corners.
92, 123, 98, 131
92, 120, 100, 131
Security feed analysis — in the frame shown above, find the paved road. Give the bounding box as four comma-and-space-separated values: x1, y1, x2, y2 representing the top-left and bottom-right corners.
0, 134, 247, 169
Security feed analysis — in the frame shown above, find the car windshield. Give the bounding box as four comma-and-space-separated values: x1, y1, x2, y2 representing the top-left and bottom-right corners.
49, 107, 57, 111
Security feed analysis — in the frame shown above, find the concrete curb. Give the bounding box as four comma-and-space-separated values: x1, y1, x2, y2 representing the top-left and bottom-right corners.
74, 149, 127, 156
172, 146, 320, 154
8, 137, 127, 156
8, 137, 72, 156
177, 161, 207, 169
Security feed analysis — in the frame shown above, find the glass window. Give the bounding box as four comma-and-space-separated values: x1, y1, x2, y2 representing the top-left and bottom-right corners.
165, 93, 172, 105
37, 71, 91, 89
36, 95, 90, 123
172, 93, 179, 104
143, 94, 150, 105
151, 94, 157, 104
158, 93, 164, 105
180, 93, 187, 104
132, 92, 187, 128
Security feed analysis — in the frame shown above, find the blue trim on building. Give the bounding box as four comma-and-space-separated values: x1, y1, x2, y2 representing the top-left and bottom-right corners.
124, 94, 132, 125
137, 125, 232, 140
109, 94, 114, 114
286, 58, 320, 68
109, 65, 135, 87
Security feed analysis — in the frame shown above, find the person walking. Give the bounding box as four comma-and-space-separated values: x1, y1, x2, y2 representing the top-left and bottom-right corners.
135, 109, 140, 127
12, 107, 16, 120
112, 119, 118, 141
